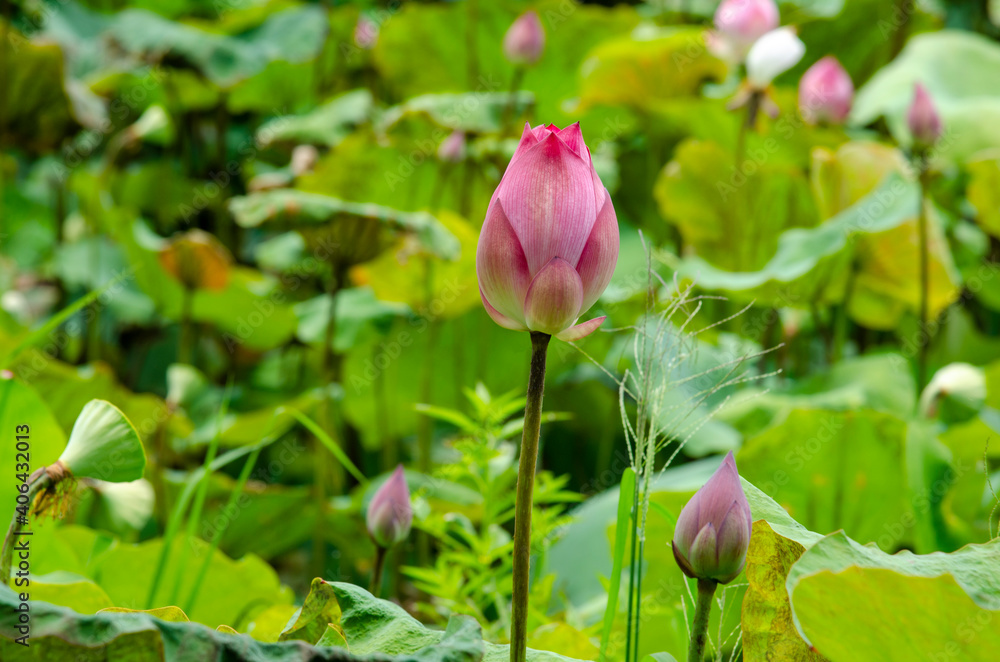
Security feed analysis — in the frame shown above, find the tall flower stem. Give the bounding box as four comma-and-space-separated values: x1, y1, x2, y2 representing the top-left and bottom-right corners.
369, 544, 387, 596
510, 331, 551, 662
917, 164, 930, 389
687, 579, 718, 662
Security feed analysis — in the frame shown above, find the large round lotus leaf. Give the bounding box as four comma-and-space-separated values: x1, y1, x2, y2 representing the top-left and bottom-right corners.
59, 400, 145, 483
577, 27, 727, 113
787, 532, 1000, 661
656, 138, 818, 273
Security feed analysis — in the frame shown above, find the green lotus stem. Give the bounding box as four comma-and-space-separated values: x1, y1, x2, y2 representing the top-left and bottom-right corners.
179, 286, 194, 365
1, 473, 51, 585
369, 544, 387, 596
917, 167, 930, 389
501, 66, 526, 137
510, 331, 551, 662
687, 578, 718, 662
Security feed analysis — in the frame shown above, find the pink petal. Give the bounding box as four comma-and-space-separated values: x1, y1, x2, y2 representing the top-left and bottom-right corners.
476, 199, 531, 325
497, 131, 598, 274
575, 187, 619, 313
523, 257, 583, 335
508, 123, 543, 170
555, 315, 606, 341
554, 122, 586, 158
480, 289, 526, 331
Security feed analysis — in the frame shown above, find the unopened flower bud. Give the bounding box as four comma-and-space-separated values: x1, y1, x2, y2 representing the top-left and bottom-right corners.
907, 83, 942, 150
367, 465, 413, 549
672, 452, 752, 584
503, 11, 545, 66
798, 56, 853, 125
708, 0, 779, 63
438, 131, 466, 163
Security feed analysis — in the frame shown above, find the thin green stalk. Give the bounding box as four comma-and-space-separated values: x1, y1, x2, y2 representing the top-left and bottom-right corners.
599, 468, 636, 662
917, 167, 930, 389
183, 444, 262, 613
501, 66, 525, 137
2, 474, 51, 584
179, 287, 194, 365
510, 331, 551, 662
315, 266, 345, 577
369, 544, 387, 596
625, 467, 641, 662
688, 579, 718, 662
167, 379, 233, 605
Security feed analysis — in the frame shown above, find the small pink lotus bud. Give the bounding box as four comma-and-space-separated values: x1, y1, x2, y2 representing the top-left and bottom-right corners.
367, 465, 412, 549
708, 0, 779, 62
503, 11, 545, 66
907, 83, 942, 150
437, 131, 466, 163
798, 56, 853, 125
672, 452, 752, 584
476, 123, 619, 341
355, 16, 379, 50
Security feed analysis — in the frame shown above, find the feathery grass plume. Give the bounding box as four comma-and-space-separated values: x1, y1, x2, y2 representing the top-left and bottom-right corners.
574, 234, 780, 662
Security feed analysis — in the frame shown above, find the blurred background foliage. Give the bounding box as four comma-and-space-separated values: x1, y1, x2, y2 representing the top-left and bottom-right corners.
2, 0, 1000, 660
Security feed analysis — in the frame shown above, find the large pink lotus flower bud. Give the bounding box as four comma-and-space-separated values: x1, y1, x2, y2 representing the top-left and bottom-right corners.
672, 452, 752, 584
477, 123, 619, 341
367, 465, 412, 549
707, 0, 779, 62
798, 56, 853, 125
907, 83, 942, 150
503, 11, 545, 66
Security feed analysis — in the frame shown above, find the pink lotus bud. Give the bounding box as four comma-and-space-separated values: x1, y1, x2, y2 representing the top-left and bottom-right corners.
907, 83, 942, 150
708, 0, 779, 62
798, 56, 853, 125
745, 27, 805, 90
672, 452, 752, 584
503, 11, 545, 66
367, 465, 412, 549
476, 123, 619, 341
355, 16, 379, 50
437, 131, 466, 163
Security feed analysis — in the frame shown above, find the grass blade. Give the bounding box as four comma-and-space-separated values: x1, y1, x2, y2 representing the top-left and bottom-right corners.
600, 467, 636, 662
285, 408, 367, 485
183, 443, 262, 613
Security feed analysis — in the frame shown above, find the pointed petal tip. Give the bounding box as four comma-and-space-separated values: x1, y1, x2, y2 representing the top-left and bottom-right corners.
556, 316, 606, 342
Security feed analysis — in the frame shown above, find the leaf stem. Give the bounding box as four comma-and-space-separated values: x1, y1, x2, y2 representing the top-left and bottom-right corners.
687, 579, 718, 662
510, 331, 550, 662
